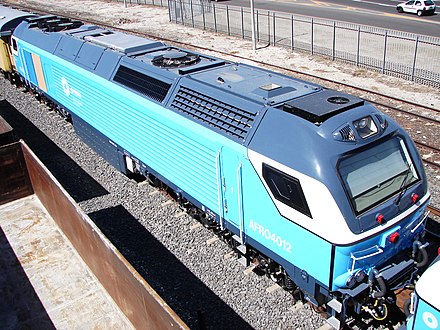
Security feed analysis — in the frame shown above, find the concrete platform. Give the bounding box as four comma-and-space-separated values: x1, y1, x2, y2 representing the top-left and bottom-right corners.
0, 195, 134, 329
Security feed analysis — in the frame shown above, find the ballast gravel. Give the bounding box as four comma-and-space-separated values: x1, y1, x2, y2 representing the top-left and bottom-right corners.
1, 78, 328, 329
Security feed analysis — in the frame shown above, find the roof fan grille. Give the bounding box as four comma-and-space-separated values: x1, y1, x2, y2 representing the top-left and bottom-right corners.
328, 96, 350, 104
152, 51, 201, 68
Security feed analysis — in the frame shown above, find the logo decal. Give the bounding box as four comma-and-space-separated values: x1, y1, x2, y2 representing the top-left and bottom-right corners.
423, 311, 438, 329
60, 77, 82, 98
61, 77, 70, 96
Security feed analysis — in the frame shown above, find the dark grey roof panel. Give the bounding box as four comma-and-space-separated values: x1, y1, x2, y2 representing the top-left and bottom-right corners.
282, 89, 365, 124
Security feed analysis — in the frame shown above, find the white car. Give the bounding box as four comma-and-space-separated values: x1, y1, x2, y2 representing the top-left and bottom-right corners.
396, 0, 436, 16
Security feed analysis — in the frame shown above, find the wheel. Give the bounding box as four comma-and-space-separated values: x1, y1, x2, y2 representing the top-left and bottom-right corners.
397, 6, 403, 13
417, 10, 423, 16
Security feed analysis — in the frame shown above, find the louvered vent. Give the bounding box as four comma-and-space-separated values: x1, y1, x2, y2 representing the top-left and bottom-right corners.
339, 125, 356, 142
113, 65, 171, 102
170, 87, 256, 141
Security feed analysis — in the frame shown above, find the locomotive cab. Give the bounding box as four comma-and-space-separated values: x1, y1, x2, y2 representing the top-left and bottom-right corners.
248, 90, 430, 327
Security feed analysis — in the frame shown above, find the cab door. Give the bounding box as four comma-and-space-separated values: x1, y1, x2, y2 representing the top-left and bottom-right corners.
220, 146, 245, 239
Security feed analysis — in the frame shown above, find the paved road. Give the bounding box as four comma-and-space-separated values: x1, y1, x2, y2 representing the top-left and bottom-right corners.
225, 0, 440, 37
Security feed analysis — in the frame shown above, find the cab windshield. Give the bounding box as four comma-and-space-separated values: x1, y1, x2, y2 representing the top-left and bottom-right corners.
338, 137, 419, 215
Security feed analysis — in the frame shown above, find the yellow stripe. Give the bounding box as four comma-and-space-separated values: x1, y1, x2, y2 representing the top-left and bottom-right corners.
31, 53, 48, 93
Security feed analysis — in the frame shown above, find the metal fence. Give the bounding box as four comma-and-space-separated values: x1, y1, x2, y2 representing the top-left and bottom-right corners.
168, 0, 440, 87
113, 0, 169, 7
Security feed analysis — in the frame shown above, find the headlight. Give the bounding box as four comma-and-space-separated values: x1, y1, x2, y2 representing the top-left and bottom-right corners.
346, 269, 367, 289
353, 116, 378, 139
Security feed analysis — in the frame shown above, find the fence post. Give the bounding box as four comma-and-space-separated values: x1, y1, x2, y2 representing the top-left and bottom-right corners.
256, 10, 259, 42
356, 26, 360, 66
174, 0, 179, 23
311, 18, 314, 55
179, 0, 184, 25
241, 7, 244, 39
267, 11, 270, 44
213, 4, 217, 33
382, 31, 388, 74
332, 21, 336, 60
202, 1, 206, 30
272, 12, 276, 46
190, 0, 194, 28
411, 36, 420, 81
168, 0, 172, 21
291, 15, 294, 50
226, 5, 230, 35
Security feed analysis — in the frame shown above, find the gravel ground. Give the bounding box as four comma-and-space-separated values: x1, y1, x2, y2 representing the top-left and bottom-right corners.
0, 79, 326, 329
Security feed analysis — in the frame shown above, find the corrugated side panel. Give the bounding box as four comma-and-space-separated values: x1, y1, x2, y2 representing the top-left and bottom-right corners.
50, 66, 220, 210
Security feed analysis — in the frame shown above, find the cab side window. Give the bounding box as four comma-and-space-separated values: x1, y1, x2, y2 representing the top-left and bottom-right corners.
263, 164, 312, 218
11, 37, 18, 55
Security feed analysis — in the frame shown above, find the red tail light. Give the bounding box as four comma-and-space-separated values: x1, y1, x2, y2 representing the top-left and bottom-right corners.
389, 232, 400, 244
411, 193, 419, 203
376, 214, 385, 224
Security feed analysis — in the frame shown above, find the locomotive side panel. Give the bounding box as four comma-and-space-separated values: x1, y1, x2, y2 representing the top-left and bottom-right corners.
15, 39, 247, 219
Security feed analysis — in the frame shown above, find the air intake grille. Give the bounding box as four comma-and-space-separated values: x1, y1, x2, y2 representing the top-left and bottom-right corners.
170, 87, 256, 141
339, 125, 356, 142
113, 65, 171, 102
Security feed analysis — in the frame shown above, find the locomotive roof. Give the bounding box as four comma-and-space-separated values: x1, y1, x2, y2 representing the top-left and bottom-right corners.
0, 5, 35, 36
14, 15, 372, 144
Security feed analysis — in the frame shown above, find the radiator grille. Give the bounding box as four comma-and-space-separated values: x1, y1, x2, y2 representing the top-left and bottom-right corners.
113, 65, 171, 102
170, 86, 256, 141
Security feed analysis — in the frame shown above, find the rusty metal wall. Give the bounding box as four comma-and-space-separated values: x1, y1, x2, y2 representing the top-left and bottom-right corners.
1, 141, 188, 330
0, 142, 33, 206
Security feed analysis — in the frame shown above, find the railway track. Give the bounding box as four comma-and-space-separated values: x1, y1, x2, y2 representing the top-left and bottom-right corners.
428, 205, 440, 218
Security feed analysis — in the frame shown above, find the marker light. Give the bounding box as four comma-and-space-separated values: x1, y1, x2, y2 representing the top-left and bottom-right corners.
376, 214, 385, 224
389, 232, 400, 244
411, 193, 419, 203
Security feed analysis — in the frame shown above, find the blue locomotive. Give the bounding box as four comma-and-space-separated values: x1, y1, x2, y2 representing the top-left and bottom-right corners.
1, 6, 432, 328
403, 256, 440, 330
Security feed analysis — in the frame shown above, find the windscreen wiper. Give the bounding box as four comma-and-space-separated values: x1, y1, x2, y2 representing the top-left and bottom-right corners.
394, 168, 411, 207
